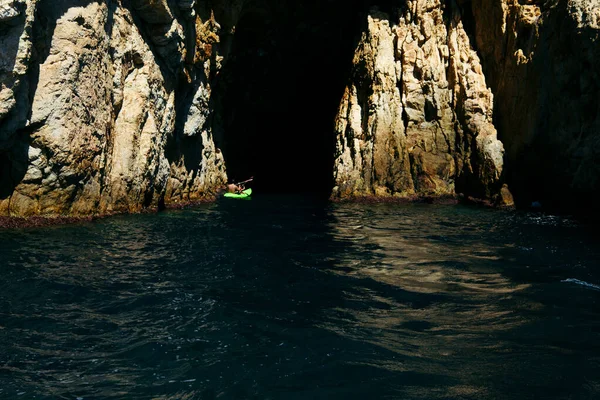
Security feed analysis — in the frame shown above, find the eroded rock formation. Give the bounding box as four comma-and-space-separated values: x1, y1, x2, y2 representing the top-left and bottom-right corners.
331, 1, 506, 202
0, 0, 240, 216
468, 0, 600, 210
0, 0, 598, 216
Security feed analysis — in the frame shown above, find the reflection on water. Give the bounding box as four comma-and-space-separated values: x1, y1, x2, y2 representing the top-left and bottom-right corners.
0, 197, 599, 399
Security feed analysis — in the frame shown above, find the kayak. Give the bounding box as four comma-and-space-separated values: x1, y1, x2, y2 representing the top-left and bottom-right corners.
224, 188, 252, 199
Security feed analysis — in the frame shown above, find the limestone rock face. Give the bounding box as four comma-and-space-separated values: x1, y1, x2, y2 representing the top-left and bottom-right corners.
469, 0, 600, 210
0, 0, 240, 216
332, 2, 505, 201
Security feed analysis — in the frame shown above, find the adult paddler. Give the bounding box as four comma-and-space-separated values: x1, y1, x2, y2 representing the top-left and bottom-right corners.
225, 177, 253, 194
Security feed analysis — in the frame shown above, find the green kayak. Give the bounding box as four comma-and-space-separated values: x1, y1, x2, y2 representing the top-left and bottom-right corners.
224, 188, 252, 199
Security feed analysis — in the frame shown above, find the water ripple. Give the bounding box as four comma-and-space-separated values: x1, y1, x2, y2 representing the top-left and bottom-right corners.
0, 198, 599, 399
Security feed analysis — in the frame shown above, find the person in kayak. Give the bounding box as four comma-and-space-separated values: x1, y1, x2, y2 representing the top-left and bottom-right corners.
224, 177, 253, 194
225, 183, 244, 194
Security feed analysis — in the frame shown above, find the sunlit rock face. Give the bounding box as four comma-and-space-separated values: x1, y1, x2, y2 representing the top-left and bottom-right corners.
468, 0, 600, 211
0, 0, 598, 216
0, 0, 233, 216
332, 1, 506, 203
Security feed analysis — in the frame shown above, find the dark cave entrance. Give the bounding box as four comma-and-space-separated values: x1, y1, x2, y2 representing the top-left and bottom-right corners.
215, 1, 398, 195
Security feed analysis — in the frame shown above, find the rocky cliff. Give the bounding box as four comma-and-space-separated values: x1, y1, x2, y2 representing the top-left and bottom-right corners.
0, 0, 240, 216
331, 1, 507, 203
468, 0, 600, 211
0, 0, 598, 216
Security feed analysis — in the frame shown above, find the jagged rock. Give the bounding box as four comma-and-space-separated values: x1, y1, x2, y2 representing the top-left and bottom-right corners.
0, 0, 36, 148
332, 1, 505, 201
332, 12, 410, 198
0, 0, 231, 216
183, 81, 210, 136
126, 0, 186, 75
0, 0, 23, 23
1, 0, 597, 217
147, 19, 186, 73
470, 0, 600, 210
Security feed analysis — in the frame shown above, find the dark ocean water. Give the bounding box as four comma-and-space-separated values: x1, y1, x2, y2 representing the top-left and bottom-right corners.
1, 195, 599, 400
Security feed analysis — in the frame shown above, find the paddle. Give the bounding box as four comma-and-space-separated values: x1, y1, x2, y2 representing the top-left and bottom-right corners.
234, 177, 254, 186
233, 177, 253, 194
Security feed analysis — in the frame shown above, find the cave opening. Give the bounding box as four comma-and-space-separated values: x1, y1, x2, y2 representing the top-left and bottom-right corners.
215, 1, 398, 195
